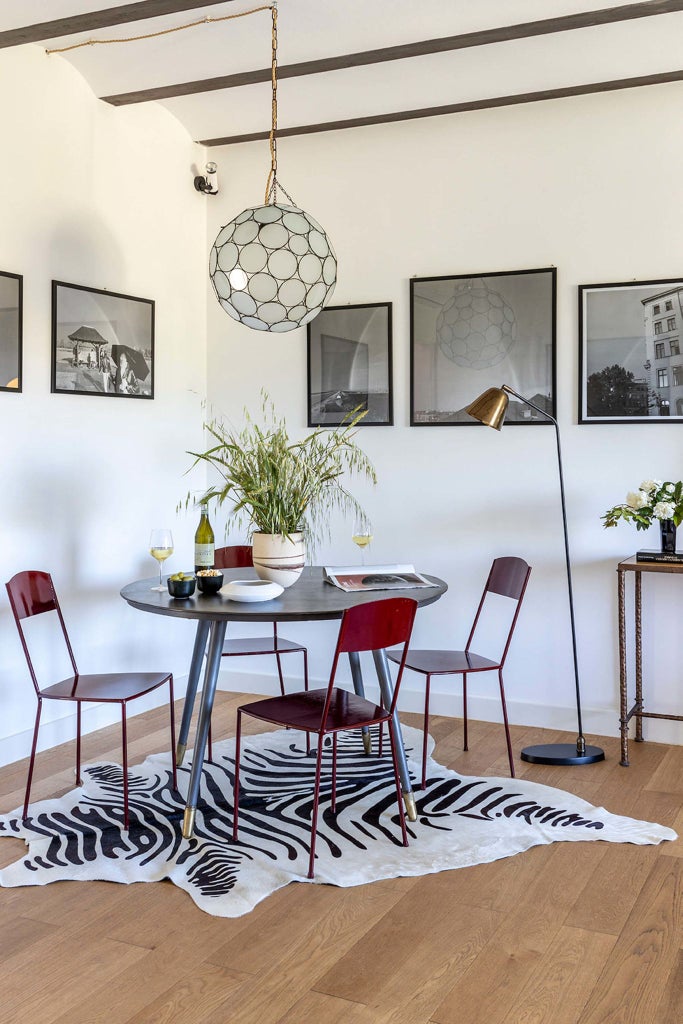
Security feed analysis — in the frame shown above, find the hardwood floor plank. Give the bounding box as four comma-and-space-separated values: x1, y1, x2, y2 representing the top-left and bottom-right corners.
314, 871, 501, 1009
655, 948, 683, 1023
579, 858, 683, 1023
194, 883, 411, 1024
430, 842, 611, 1024
645, 745, 683, 795
565, 790, 681, 936
276, 991, 378, 1023
498, 925, 616, 1024
126, 963, 252, 1023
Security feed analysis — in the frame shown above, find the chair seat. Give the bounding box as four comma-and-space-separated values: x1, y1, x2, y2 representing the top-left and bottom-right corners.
240, 687, 387, 733
222, 636, 305, 656
42, 672, 172, 703
386, 648, 500, 675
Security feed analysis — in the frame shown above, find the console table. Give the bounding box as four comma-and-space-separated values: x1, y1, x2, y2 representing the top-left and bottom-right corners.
617, 555, 683, 766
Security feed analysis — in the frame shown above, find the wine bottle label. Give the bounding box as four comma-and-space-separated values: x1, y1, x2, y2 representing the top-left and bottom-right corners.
194, 543, 214, 567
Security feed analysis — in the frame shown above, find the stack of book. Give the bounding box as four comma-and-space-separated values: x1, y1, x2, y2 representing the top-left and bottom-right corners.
635, 550, 683, 563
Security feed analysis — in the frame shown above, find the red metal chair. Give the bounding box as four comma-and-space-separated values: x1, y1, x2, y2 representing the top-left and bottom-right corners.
6, 570, 177, 828
387, 557, 531, 787
214, 545, 309, 697
233, 597, 418, 879
204, 545, 310, 760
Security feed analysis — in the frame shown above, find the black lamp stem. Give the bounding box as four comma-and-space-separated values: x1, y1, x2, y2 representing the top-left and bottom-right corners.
501, 385, 603, 765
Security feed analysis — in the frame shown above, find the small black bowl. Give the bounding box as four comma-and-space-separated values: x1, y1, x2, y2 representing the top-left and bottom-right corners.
167, 576, 196, 599
196, 571, 224, 595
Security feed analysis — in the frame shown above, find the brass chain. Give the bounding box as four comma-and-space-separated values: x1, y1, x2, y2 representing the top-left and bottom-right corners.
264, 2, 278, 205
46, 5, 272, 55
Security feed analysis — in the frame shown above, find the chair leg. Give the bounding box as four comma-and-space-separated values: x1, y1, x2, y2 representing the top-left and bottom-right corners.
168, 677, 178, 793
76, 702, 83, 785
498, 669, 515, 778
422, 676, 431, 790
387, 719, 409, 847
331, 733, 337, 813
308, 738, 325, 879
232, 709, 242, 841
275, 652, 286, 697
122, 705, 129, 830
23, 702, 42, 823
303, 648, 309, 692
208, 721, 213, 763
462, 672, 469, 752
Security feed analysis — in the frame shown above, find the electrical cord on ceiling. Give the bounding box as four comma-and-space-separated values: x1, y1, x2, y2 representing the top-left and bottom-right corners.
46, 4, 273, 55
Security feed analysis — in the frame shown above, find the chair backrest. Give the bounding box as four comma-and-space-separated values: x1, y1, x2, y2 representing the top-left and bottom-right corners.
214, 545, 253, 570
5, 571, 78, 694
466, 557, 531, 665
324, 597, 418, 726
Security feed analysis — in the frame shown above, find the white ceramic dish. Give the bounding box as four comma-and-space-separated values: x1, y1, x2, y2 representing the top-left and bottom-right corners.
221, 579, 284, 603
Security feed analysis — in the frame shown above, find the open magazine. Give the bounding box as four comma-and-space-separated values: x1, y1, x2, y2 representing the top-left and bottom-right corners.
323, 563, 434, 592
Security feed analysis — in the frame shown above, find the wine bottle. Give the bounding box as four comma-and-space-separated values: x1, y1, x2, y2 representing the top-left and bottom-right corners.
194, 501, 215, 573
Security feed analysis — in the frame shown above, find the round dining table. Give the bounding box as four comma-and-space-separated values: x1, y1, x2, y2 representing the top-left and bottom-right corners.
121, 567, 447, 838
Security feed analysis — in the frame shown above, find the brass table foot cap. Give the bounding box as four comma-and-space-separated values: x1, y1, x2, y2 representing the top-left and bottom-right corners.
176, 742, 186, 766
362, 732, 372, 755
182, 806, 196, 839
403, 791, 417, 821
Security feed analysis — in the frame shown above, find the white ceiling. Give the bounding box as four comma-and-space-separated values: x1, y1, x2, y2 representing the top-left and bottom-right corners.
3, 0, 683, 147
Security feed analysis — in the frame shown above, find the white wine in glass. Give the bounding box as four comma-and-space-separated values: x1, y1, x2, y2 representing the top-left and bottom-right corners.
352, 517, 373, 565
149, 529, 174, 591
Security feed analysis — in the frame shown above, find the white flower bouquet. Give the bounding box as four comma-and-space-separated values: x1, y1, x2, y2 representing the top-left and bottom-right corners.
602, 479, 683, 531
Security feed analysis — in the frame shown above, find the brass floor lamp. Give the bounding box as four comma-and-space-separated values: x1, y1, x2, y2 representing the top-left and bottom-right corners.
466, 384, 605, 766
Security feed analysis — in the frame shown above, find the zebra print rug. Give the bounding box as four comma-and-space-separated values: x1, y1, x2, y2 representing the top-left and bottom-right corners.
0, 726, 675, 917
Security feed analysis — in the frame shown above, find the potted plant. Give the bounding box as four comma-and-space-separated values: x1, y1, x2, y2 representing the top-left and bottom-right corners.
602, 478, 683, 553
186, 396, 376, 587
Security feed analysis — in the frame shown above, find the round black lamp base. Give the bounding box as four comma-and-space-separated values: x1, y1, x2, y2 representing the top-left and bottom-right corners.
520, 743, 605, 766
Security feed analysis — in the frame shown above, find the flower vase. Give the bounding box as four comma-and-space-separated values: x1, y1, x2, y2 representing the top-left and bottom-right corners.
252, 532, 305, 588
660, 519, 677, 554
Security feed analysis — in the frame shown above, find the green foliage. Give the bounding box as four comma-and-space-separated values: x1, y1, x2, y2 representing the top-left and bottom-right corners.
186, 394, 376, 550
602, 479, 683, 531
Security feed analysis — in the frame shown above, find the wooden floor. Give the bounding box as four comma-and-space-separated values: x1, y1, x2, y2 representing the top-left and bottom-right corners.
0, 692, 681, 1024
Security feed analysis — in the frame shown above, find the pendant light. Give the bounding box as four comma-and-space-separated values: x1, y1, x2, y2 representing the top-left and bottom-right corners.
210, 2, 337, 332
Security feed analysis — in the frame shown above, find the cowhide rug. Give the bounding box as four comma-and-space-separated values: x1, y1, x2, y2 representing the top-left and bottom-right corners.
0, 726, 676, 917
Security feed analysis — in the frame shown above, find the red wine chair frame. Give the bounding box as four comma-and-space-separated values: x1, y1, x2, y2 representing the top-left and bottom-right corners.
233, 596, 418, 879
387, 556, 531, 787
6, 570, 177, 828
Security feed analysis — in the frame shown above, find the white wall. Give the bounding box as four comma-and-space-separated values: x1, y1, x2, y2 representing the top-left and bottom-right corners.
0, 46, 208, 766
206, 81, 683, 744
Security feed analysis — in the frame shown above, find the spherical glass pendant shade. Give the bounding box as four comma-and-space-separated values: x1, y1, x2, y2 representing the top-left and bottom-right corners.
210, 202, 337, 333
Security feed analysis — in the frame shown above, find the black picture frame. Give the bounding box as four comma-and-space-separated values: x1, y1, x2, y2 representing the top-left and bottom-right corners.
579, 278, 683, 423
307, 302, 393, 426
0, 270, 23, 394
51, 280, 155, 399
410, 268, 556, 425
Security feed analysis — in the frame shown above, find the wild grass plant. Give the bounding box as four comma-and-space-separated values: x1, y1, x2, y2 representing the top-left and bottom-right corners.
187, 395, 376, 551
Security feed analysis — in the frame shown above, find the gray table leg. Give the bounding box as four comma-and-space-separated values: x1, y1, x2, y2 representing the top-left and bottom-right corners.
176, 619, 211, 766
182, 620, 227, 839
348, 651, 372, 754
372, 648, 417, 822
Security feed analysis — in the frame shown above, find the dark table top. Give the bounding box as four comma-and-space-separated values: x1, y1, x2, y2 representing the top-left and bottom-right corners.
121, 567, 448, 623
618, 554, 683, 574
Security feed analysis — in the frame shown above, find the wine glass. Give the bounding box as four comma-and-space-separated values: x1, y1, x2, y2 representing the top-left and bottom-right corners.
351, 516, 373, 565
149, 529, 174, 591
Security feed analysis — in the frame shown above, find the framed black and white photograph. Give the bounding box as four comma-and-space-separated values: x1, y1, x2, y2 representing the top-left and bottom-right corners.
579, 279, 683, 423
51, 281, 155, 399
410, 268, 556, 425
307, 302, 392, 426
0, 270, 23, 393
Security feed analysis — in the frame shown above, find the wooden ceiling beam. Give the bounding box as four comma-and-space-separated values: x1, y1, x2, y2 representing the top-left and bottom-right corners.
199, 69, 683, 147
102, 0, 683, 105
0, 0, 230, 49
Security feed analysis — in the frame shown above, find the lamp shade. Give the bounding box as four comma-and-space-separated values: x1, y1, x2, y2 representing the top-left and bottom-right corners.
465, 386, 509, 429
210, 202, 337, 333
